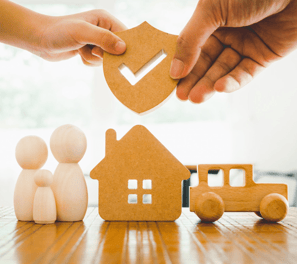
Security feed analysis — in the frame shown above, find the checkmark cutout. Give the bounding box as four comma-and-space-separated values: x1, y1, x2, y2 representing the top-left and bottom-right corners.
118, 49, 167, 85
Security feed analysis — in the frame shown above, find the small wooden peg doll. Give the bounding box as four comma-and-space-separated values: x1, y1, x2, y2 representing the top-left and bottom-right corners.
33, 169, 56, 224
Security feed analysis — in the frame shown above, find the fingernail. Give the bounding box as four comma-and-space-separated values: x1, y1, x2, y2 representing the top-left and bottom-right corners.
170, 58, 184, 79
115, 41, 126, 52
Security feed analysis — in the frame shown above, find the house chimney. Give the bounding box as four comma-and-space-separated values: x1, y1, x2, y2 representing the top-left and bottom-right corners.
105, 129, 117, 156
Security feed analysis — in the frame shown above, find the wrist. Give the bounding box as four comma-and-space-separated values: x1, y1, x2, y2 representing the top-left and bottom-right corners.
20, 15, 54, 58
30, 15, 58, 57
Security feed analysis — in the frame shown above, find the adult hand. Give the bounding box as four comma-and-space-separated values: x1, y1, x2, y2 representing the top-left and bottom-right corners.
39, 9, 127, 66
170, 0, 297, 103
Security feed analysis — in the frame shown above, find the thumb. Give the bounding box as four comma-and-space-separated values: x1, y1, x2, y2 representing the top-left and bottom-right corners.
75, 21, 126, 55
170, 1, 220, 79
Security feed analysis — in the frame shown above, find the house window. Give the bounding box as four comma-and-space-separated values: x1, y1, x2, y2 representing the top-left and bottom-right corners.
128, 179, 137, 189
142, 179, 152, 189
128, 179, 152, 204
128, 194, 137, 204
143, 194, 152, 204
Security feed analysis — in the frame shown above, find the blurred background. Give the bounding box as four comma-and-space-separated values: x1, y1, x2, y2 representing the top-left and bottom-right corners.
1, 0, 297, 207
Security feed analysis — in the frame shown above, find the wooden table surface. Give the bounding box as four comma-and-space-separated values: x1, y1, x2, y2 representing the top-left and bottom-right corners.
1, 207, 297, 264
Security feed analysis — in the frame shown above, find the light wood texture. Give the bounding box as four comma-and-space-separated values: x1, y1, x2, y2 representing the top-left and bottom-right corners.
14, 170, 38, 221
190, 164, 288, 222
103, 21, 178, 115
1, 207, 297, 264
52, 164, 88, 221
50, 124, 87, 163
90, 125, 190, 221
194, 192, 225, 222
50, 125, 88, 222
15, 135, 48, 170
260, 193, 288, 222
33, 170, 57, 224
14, 136, 48, 221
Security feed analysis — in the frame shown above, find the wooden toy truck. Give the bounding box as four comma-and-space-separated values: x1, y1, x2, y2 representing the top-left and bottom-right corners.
190, 164, 288, 222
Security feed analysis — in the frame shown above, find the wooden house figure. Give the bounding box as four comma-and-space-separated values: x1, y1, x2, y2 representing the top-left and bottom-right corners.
90, 125, 190, 221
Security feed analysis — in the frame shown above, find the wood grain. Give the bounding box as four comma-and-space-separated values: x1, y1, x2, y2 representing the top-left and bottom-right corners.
190, 164, 288, 218
90, 125, 190, 221
1, 207, 297, 263
103, 22, 178, 115
50, 124, 88, 222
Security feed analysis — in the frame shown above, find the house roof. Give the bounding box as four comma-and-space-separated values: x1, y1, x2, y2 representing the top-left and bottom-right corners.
90, 125, 190, 181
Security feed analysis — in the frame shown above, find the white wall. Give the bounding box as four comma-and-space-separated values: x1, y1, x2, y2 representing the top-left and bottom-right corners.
228, 50, 297, 171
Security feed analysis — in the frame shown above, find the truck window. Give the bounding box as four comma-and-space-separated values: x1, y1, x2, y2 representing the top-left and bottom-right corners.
208, 169, 224, 187
230, 169, 245, 187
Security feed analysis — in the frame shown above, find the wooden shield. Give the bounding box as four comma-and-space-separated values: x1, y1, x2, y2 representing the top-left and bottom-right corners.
103, 22, 178, 115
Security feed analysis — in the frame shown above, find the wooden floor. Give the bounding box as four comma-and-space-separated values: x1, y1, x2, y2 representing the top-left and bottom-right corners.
1, 207, 297, 264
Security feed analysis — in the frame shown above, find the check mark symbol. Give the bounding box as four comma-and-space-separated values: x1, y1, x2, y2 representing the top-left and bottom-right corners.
119, 49, 167, 85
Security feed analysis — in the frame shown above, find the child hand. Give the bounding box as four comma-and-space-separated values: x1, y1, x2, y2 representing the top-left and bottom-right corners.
39, 9, 127, 66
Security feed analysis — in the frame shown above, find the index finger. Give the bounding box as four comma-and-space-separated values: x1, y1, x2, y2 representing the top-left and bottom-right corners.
73, 21, 126, 55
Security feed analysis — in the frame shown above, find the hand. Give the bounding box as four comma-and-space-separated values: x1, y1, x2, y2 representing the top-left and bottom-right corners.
171, 0, 297, 103
39, 9, 127, 66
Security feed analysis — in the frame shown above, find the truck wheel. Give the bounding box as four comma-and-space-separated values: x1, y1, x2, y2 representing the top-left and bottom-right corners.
195, 192, 224, 222
260, 193, 288, 222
